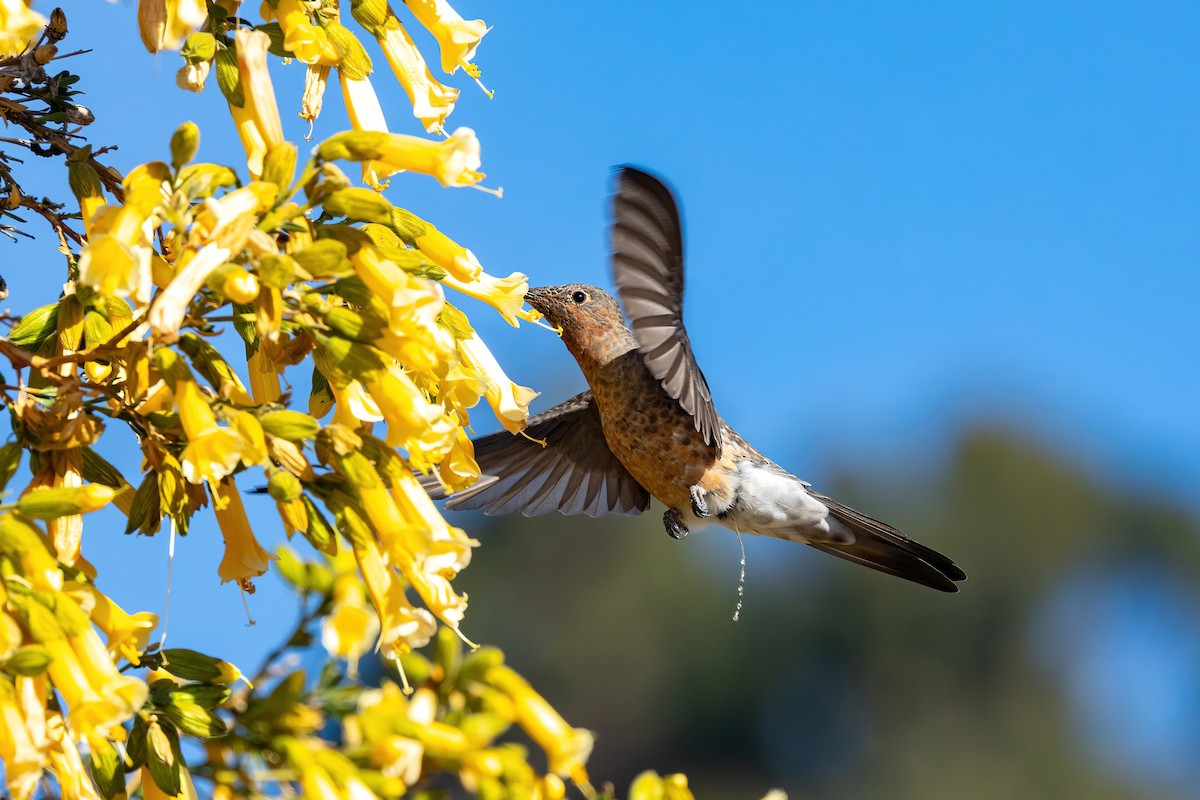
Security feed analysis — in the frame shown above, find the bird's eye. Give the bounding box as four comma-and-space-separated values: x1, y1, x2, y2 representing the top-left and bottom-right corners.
571, 290, 587, 304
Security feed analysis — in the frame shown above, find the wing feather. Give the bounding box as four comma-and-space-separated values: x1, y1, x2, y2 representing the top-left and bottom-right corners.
611, 166, 721, 448
442, 391, 651, 517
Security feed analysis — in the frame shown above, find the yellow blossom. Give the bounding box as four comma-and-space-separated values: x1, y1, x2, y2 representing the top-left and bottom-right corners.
229, 28, 287, 178
0, 676, 42, 800
76, 166, 165, 305
629, 771, 696, 800
138, 0, 207, 52
46, 715, 108, 800
321, 572, 380, 676
412, 225, 482, 281
363, 365, 456, 467
148, 244, 233, 339
247, 349, 283, 405
390, 468, 476, 577
487, 664, 593, 781
443, 269, 529, 327
44, 628, 148, 740
321, 127, 483, 188
0, 0, 46, 58
331, 380, 384, 428
191, 182, 278, 251
230, 410, 269, 466
355, 0, 459, 133
338, 70, 393, 188
213, 479, 276, 584
351, 535, 436, 661
403, 0, 488, 77
436, 359, 487, 423
301, 64, 330, 124
436, 425, 480, 495
84, 585, 158, 665
176, 378, 244, 486
272, 0, 342, 65
456, 331, 538, 433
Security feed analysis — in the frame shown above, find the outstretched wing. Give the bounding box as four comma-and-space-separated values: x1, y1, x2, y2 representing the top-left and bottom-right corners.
435, 392, 651, 517
610, 166, 721, 448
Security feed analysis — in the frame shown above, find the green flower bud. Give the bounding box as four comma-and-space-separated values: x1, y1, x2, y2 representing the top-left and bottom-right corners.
170, 121, 201, 168
260, 410, 321, 441
0, 645, 53, 677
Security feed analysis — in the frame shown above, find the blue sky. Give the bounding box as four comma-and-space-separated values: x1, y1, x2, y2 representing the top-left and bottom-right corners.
4, 0, 1200, 791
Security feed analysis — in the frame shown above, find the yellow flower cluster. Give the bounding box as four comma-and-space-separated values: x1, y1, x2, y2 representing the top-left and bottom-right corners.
0, 1, 706, 797
0, 513, 155, 800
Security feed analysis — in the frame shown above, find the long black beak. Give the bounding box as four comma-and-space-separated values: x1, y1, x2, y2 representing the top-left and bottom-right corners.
524, 286, 553, 314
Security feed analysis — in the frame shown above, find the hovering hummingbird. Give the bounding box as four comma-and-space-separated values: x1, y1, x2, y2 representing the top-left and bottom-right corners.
437, 167, 965, 592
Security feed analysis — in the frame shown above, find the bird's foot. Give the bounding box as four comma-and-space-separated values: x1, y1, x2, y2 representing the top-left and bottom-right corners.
663, 508, 689, 540
689, 485, 710, 517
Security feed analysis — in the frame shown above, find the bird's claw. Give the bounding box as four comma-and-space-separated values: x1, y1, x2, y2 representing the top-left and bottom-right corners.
663, 508, 689, 540
689, 485, 709, 517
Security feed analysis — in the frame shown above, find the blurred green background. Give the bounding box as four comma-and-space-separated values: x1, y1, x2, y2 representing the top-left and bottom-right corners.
439, 426, 1200, 799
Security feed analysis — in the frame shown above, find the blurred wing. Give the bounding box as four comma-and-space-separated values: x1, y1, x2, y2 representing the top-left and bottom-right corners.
435, 392, 651, 517
611, 166, 721, 448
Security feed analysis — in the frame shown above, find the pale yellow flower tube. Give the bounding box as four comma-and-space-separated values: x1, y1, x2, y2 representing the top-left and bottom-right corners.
456, 331, 538, 433
229, 29, 286, 178
353, 0, 459, 133
442, 270, 529, 327
403, 0, 488, 76
212, 479, 277, 585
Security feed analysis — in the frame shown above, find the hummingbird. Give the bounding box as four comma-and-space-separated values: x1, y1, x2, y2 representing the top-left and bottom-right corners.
437, 167, 965, 592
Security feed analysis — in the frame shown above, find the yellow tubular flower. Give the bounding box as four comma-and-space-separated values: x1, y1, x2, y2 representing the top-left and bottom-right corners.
76, 165, 165, 305
46, 714, 106, 800
364, 366, 457, 468
629, 772, 696, 800
355, 0, 458, 133
390, 468, 476, 577
487, 665, 593, 782
442, 270, 529, 326
138, 0, 207, 52
322, 128, 483, 188
176, 378, 244, 486
230, 411, 269, 466
230, 28, 287, 178
352, 538, 437, 662
148, 244, 233, 339
338, 70, 392, 189
412, 224, 482, 281
0, 0, 46, 57
274, 0, 342, 65
331, 380, 384, 428
301, 64, 330, 124
402, 0, 488, 77
436, 426, 481, 495
44, 628, 148, 740
456, 331, 538, 433
321, 573, 381, 675
0, 677, 41, 800
84, 586, 158, 665
191, 182, 278, 251
212, 479, 277, 585
247, 349, 283, 405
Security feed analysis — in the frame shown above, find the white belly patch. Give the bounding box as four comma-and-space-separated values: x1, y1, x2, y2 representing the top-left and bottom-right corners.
716, 461, 835, 540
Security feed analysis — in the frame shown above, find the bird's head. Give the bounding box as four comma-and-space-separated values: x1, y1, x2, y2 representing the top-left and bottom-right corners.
524, 284, 633, 362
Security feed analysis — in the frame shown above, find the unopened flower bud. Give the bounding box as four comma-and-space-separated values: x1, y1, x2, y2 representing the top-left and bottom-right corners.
170, 121, 200, 168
